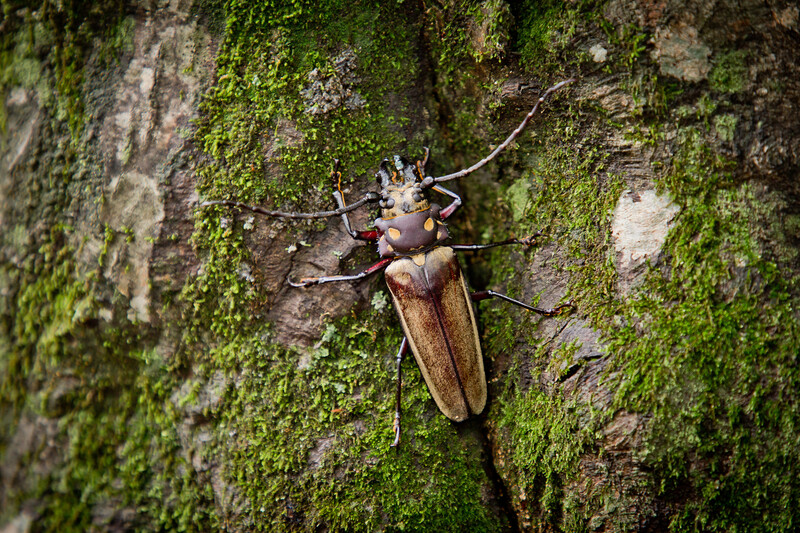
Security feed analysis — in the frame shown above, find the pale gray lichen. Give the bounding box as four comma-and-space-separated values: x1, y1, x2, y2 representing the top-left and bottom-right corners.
300, 49, 366, 115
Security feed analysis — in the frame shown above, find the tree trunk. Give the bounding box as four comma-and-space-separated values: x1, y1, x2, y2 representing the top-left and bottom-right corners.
2, 0, 799, 531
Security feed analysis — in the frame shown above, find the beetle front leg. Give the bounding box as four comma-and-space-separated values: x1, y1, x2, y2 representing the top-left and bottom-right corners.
433, 184, 462, 220
288, 258, 392, 287
390, 337, 409, 448
331, 159, 379, 242
472, 290, 574, 316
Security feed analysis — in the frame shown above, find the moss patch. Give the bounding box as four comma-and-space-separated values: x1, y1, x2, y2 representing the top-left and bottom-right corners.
0, 230, 215, 529
493, 122, 619, 526
708, 49, 749, 94
206, 315, 500, 531
1, 3, 215, 529
499, 387, 596, 528
193, 1, 419, 211
604, 125, 800, 531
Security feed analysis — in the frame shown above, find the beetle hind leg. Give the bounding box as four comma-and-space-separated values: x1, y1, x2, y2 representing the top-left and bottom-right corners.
390, 337, 409, 448
472, 290, 574, 317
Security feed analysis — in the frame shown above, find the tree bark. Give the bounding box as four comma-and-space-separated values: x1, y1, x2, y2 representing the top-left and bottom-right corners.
2, 0, 799, 531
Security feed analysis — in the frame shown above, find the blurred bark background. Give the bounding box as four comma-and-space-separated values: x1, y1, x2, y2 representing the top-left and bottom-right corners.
2, 0, 799, 531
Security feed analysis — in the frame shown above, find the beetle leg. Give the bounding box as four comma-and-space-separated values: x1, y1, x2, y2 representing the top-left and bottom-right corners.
433, 184, 463, 220
390, 337, 409, 448
331, 160, 379, 242
288, 257, 393, 287
333, 189, 379, 241
450, 231, 543, 252
472, 290, 575, 317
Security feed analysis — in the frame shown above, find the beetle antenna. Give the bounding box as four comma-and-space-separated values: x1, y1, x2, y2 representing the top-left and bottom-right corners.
433, 78, 576, 183
200, 191, 380, 220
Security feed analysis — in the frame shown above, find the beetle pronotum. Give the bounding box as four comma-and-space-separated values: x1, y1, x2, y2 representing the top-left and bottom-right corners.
201, 79, 576, 446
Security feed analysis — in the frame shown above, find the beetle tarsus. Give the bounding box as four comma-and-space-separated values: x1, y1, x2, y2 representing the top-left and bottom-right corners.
538, 302, 576, 316
548, 301, 576, 315
287, 277, 319, 288
391, 413, 401, 448
519, 231, 544, 246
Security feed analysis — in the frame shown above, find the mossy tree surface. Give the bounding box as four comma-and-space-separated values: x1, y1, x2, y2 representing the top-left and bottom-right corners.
1, 0, 216, 530
3, 0, 800, 531
187, 1, 508, 530
475, 1, 800, 531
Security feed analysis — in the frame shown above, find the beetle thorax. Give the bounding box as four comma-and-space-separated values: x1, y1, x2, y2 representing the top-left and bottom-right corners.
381, 182, 430, 219
375, 155, 430, 219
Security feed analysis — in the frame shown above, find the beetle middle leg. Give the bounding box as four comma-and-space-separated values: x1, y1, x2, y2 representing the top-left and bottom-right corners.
450, 231, 543, 252
471, 290, 574, 316
288, 257, 392, 287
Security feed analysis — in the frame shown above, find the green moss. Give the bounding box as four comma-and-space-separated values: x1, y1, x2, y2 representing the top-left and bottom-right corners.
505, 178, 531, 222
484, 80, 800, 529
468, 0, 513, 64
709, 50, 748, 94
713, 113, 737, 142
36, 366, 216, 531
205, 313, 500, 531
0, 0, 131, 137
659, 126, 734, 200
520, 116, 623, 318
498, 386, 596, 528
601, 126, 800, 530
475, 103, 621, 529
1, 227, 216, 529
1, 2, 216, 529
513, 0, 572, 73
193, 1, 415, 211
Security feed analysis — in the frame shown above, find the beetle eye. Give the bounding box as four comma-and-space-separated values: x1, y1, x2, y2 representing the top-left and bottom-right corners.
412, 192, 422, 202
386, 198, 395, 208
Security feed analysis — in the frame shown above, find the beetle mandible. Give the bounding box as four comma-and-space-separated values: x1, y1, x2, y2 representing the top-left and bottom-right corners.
201, 79, 576, 446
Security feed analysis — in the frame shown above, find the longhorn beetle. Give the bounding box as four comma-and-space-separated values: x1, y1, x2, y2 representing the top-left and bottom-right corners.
201, 79, 576, 446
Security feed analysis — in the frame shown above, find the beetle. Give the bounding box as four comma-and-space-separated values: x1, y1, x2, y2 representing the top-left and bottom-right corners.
201, 79, 576, 446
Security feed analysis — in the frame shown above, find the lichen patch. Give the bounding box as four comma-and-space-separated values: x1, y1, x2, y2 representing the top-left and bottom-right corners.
611, 189, 678, 290
651, 21, 711, 82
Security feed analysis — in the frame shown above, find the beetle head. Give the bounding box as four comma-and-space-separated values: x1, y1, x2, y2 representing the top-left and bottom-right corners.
375, 155, 430, 218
